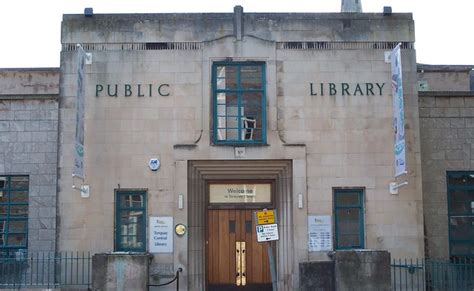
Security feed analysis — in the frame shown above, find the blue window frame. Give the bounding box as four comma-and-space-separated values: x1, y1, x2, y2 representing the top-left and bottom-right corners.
447, 171, 474, 258
0, 176, 29, 258
212, 62, 266, 144
334, 189, 365, 250
115, 190, 146, 252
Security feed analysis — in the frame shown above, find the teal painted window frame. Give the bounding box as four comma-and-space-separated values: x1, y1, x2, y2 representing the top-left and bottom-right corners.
446, 171, 474, 258
115, 190, 147, 252
0, 175, 29, 258
212, 61, 267, 144
334, 188, 365, 250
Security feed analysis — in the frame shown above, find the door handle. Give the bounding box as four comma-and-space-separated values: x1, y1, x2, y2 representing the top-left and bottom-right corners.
236, 242, 241, 286
241, 241, 246, 286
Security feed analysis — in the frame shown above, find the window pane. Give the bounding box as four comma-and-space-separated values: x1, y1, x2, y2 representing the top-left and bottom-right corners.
224, 129, 238, 141
338, 234, 360, 248
449, 190, 474, 215
7, 233, 26, 247
448, 173, 474, 186
120, 194, 144, 208
337, 208, 360, 222
242, 120, 257, 141
336, 192, 360, 206
335, 189, 364, 250
338, 221, 361, 235
216, 66, 237, 89
10, 177, 28, 190
447, 172, 474, 257
8, 220, 27, 232
242, 93, 262, 118
10, 205, 28, 217
216, 93, 226, 105
217, 128, 226, 141
0, 192, 8, 204
121, 235, 144, 249
119, 209, 145, 250
0, 206, 7, 217
0, 178, 6, 190
225, 117, 239, 129
10, 191, 28, 203
0, 176, 29, 253
449, 217, 474, 240
226, 105, 241, 117
240, 66, 262, 89
450, 242, 474, 257
213, 63, 266, 144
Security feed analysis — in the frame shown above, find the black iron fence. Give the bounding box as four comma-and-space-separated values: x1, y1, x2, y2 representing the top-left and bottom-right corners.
392, 257, 474, 291
0, 251, 91, 289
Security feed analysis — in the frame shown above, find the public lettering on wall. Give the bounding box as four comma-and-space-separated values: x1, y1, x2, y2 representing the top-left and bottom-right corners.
95, 83, 170, 97
310, 82, 386, 96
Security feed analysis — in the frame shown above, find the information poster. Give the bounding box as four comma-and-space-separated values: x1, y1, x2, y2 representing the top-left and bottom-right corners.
149, 216, 173, 253
308, 215, 333, 252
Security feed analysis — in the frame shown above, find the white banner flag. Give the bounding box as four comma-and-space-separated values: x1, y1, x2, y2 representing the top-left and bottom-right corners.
73, 45, 86, 178
391, 44, 406, 177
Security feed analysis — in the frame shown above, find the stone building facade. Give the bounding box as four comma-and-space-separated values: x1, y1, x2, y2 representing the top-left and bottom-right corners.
55, 8, 423, 290
1, 6, 473, 291
0, 68, 59, 254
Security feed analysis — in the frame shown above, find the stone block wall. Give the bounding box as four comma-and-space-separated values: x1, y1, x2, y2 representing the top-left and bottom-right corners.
419, 93, 474, 259
334, 250, 391, 291
0, 68, 59, 252
92, 253, 151, 291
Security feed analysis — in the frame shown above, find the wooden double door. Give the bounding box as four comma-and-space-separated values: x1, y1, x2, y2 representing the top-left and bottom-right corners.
207, 209, 272, 290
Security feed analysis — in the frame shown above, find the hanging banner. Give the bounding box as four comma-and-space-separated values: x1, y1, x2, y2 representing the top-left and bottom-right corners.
73, 45, 86, 178
391, 44, 406, 177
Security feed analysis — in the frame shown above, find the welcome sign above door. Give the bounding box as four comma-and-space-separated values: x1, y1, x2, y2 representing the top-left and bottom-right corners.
209, 183, 271, 204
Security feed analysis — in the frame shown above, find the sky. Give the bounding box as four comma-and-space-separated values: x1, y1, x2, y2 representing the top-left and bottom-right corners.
1, 0, 473, 68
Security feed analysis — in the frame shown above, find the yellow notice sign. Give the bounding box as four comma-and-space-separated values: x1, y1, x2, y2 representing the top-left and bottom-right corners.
256, 209, 275, 225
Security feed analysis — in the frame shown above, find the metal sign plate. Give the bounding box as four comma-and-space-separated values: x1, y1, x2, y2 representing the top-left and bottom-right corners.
256, 209, 275, 225
256, 223, 279, 242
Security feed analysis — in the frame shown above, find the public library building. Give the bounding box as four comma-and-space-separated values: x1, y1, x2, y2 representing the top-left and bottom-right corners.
1, 3, 473, 290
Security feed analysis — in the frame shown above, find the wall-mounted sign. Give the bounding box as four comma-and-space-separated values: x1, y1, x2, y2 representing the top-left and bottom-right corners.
209, 183, 271, 204
149, 217, 173, 253
308, 215, 333, 252
309, 82, 386, 96
149, 158, 160, 171
256, 224, 279, 242
95, 83, 170, 97
256, 209, 275, 225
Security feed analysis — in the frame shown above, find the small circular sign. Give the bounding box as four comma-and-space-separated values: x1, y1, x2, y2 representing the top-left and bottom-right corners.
148, 158, 160, 171
175, 224, 186, 236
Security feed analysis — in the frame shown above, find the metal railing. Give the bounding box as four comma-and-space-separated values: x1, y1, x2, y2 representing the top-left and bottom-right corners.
0, 251, 91, 289
148, 267, 182, 290
392, 257, 474, 291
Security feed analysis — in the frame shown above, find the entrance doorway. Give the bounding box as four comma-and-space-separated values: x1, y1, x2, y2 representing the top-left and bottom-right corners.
207, 209, 272, 290
187, 160, 294, 290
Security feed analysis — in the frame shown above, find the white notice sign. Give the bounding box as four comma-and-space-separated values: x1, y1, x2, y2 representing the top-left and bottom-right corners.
149, 217, 173, 253
308, 215, 333, 252
256, 224, 279, 242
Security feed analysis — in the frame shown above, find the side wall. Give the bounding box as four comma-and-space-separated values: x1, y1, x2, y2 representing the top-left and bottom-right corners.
420, 93, 474, 259
0, 68, 59, 252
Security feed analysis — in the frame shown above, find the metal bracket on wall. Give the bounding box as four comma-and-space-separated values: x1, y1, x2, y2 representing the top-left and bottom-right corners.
389, 181, 408, 195
72, 184, 90, 198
